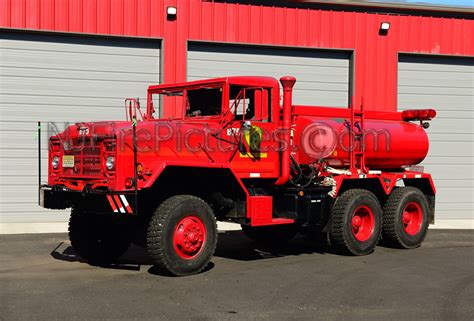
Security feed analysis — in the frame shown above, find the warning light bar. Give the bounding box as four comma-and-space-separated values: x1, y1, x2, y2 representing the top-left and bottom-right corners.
401, 109, 437, 121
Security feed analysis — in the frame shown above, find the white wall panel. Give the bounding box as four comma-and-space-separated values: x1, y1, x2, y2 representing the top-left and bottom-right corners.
0, 32, 160, 224
398, 55, 474, 220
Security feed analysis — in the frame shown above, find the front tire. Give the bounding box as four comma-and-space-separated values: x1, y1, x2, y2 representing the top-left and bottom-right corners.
382, 187, 430, 249
68, 208, 131, 264
330, 189, 382, 255
147, 195, 217, 276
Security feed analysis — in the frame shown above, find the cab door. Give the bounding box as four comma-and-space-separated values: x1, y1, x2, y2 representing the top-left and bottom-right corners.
225, 86, 280, 179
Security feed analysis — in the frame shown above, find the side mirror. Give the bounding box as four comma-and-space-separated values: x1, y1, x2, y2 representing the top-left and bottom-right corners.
125, 98, 144, 122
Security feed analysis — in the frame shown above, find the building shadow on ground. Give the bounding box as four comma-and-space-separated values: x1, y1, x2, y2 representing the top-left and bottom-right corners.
50, 230, 329, 276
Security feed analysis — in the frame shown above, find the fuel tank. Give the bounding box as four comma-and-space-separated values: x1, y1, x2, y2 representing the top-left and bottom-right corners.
293, 114, 429, 169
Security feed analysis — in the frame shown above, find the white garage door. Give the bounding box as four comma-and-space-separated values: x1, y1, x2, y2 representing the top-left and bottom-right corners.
187, 43, 350, 107
398, 55, 474, 221
0, 31, 161, 225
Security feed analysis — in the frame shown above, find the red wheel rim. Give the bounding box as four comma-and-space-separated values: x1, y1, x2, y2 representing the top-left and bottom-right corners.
402, 202, 423, 236
173, 216, 206, 259
351, 206, 375, 242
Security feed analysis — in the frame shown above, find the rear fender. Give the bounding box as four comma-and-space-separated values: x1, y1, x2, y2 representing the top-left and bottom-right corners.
333, 172, 435, 199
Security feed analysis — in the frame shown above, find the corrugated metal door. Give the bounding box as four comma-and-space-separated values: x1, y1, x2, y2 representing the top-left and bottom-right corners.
187, 43, 351, 107
0, 31, 160, 224
398, 55, 474, 221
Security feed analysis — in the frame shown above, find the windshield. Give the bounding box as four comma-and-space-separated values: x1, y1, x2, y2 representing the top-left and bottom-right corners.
148, 86, 223, 119
185, 87, 222, 117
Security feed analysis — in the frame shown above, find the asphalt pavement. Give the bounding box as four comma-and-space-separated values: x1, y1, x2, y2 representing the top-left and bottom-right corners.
1, 229, 473, 321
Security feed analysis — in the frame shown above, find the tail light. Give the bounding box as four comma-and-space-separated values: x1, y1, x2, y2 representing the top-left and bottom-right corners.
402, 109, 437, 121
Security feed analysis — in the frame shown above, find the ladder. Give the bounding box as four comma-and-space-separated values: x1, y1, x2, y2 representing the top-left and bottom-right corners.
349, 98, 368, 175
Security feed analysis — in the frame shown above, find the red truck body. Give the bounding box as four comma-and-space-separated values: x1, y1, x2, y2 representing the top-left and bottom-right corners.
40, 76, 436, 275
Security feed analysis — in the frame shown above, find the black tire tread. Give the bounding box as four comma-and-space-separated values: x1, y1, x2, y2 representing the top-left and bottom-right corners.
382, 187, 428, 249
331, 189, 381, 255
382, 187, 405, 248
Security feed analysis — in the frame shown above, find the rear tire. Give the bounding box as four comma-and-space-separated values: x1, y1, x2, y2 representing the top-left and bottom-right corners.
382, 187, 430, 249
330, 189, 382, 255
68, 208, 131, 264
147, 195, 217, 276
241, 224, 299, 244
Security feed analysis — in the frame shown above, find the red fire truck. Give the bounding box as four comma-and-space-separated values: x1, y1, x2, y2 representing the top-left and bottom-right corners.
40, 76, 436, 276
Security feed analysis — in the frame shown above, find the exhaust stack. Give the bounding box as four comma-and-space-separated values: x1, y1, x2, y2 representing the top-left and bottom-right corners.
275, 76, 296, 186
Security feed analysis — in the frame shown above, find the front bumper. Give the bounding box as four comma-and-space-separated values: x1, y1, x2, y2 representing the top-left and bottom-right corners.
40, 185, 136, 215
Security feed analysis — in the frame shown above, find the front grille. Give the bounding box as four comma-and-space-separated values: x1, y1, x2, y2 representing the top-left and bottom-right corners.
62, 137, 113, 178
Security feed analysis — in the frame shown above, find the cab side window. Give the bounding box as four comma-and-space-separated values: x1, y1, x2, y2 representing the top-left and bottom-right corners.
229, 86, 270, 122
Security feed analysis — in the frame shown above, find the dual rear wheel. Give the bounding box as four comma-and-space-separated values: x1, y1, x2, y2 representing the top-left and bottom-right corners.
330, 187, 430, 255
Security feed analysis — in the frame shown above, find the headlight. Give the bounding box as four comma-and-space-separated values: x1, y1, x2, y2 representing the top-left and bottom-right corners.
106, 156, 115, 170
51, 156, 59, 169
